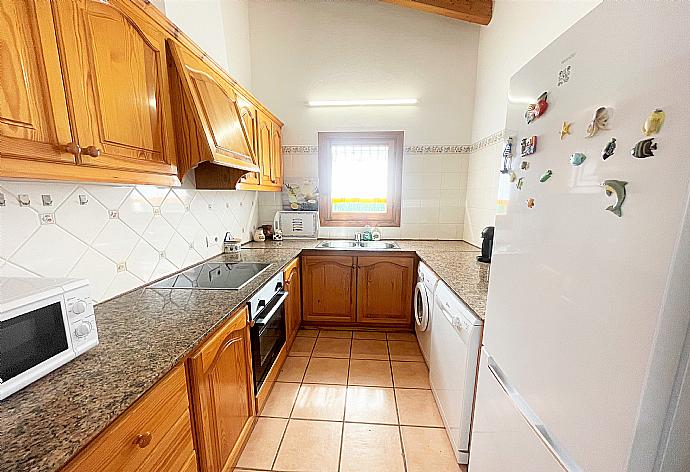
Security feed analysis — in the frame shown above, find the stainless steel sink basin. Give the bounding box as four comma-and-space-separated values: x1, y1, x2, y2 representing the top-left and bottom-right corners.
315, 240, 400, 250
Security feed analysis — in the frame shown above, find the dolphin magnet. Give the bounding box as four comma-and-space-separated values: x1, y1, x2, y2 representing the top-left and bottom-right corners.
602, 180, 628, 217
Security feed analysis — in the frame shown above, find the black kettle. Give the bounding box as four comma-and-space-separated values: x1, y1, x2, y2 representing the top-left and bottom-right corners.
476, 226, 494, 263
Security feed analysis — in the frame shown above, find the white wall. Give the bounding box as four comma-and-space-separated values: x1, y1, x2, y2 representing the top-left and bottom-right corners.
248, 0, 480, 145
462, 0, 600, 245
161, 0, 253, 87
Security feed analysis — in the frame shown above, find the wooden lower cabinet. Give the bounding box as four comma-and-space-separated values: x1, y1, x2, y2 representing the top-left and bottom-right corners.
301, 253, 415, 327
61, 365, 197, 472
186, 305, 255, 472
302, 255, 357, 323
356, 256, 414, 325
283, 257, 302, 344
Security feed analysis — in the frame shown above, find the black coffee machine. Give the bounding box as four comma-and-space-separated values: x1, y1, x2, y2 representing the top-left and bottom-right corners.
476, 226, 494, 263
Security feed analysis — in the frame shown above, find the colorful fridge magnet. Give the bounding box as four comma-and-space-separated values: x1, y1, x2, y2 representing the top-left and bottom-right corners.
642, 109, 665, 136
602, 180, 628, 217
526, 198, 535, 208
500, 137, 514, 174
516, 177, 524, 190
521, 161, 530, 171
560, 121, 572, 140
521, 136, 537, 156
602, 138, 617, 160
570, 152, 587, 166
525, 92, 549, 124
539, 169, 553, 182
631, 138, 657, 158
585, 107, 611, 138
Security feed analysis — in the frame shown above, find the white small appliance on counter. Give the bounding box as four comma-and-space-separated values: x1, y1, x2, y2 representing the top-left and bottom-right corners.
0, 277, 98, 400
273, 211, 319, 239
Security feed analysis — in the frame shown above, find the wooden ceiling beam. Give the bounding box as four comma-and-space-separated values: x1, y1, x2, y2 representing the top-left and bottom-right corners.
382, 0, 492, 25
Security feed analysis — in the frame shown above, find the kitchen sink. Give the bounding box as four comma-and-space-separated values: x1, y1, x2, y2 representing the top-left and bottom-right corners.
315, 240, 400, 250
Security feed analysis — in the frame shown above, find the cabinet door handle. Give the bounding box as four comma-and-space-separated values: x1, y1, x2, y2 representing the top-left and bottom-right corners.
84, 145, 101, 158
133, 431, 152, 448
64, 142, 81, 157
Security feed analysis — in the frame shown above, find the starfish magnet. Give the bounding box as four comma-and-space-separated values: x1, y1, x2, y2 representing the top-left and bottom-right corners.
560, 122, 572, 140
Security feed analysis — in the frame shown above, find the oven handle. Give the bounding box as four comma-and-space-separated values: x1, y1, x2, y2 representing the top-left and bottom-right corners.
251, 291, 288, 328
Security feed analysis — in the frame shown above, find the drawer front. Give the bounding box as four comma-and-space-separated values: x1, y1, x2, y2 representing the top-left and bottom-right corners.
62, 365, 195, 472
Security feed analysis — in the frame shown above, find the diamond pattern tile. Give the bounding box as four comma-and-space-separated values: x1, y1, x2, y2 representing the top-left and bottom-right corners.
1, 180, 258, 302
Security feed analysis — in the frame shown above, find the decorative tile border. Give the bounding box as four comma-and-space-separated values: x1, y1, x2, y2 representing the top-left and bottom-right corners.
281, 130, 508, 156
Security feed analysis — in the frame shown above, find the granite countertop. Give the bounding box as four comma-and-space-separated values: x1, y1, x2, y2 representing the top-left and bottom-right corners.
0, 248, 300, 472
1, 240, 489, 472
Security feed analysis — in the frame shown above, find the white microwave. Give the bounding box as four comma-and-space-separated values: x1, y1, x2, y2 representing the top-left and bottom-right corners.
0, 277, 99, 400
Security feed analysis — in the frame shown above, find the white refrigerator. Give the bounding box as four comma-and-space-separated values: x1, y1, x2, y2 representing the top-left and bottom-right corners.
468, 3, 690, 472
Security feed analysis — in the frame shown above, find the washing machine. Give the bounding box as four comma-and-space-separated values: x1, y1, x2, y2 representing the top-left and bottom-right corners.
414, 262, 439, 363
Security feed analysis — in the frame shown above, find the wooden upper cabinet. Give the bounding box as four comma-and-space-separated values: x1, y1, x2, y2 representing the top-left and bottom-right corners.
256, 110, 273, 186
302, 255, 356, 323
236, 94, 261, 187
0, 0, 75, 169
186, 305, 255, 472
53, 0, 179, 184
283, 257, 302, 342
356, 256, 415, 325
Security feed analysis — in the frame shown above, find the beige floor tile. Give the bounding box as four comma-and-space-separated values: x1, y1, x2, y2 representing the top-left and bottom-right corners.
350, 339, 389, 360
234, 469, 270, 472
277, 356, 309, 383
236, 417, 287, 470
312, 337, 352, 358
292, 384, 347, 421
340, 423, 405, 472
260, 382, 300, 418
303, 357, 350, 385
348, 359, 393, 387
289, 336, 317, 357
319, 329, 353, 338
387, 332, 418, 342
395, 388, 444, 427
391, 361, 431, 389
273, 419, 342, 472
345, 386, 398, 424
296, 328, 319, 337
353, 330, 387, 340
401, 426, 462, 472
388, 340, 424, 361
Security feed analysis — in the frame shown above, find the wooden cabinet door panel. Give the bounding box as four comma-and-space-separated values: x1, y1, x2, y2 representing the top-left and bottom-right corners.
237, 94, 260, 186
256, 110, 272, 185
270, 122, 283, 187
357, 256, 414, 325
0, 0, 73, 164
55, 0, 177, 175
284, 257, 302, 341
187, 306, 254, 472
302, 255, 356, 322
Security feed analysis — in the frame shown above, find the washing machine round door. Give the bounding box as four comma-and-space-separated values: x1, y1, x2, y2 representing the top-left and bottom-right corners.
414, 282, 430, 330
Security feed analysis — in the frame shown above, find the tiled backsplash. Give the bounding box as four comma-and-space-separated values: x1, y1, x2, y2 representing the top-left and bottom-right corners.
0, 180, 258, 303
258, 151, 469, 240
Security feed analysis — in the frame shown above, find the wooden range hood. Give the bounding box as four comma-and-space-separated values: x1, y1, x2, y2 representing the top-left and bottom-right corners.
167, 40, 259, 189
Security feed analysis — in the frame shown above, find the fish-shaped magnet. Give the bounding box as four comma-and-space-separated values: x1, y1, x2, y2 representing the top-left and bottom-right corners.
570, 152, 587, 166
525, 92, 549, 124
526, 198, 535, 208
642, 109, 665, 136
560, 122, 572, 140
521, 161, 530, 171
521, 136, 537, 156
585, 107, 611, 138
602, 138, 617, 160
516, 177, 524, 190
631, 138, 657, 158
602, 180, 628, 217
540, 170, 553, 182
500, 137, 514, 174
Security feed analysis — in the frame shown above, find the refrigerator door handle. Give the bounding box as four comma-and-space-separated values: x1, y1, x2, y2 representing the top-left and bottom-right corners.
487, 357, 582, 472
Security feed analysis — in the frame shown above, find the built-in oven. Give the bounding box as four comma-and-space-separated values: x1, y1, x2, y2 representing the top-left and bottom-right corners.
248, 272, 287, 392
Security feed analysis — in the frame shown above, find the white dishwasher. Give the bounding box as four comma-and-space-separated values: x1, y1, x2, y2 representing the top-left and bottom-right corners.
429, 281, 483, 465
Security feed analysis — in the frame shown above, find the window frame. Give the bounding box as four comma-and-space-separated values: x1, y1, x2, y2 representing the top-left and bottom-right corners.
318, 131, 403, 227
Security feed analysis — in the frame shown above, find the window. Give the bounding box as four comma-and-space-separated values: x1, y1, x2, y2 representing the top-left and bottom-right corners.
318, 131, 403, 227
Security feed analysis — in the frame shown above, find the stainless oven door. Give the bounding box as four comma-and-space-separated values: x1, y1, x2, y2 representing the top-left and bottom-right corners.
251, 290, 288, 391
